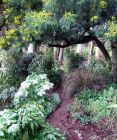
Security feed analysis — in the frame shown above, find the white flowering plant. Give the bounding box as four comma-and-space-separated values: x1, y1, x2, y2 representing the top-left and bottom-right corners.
0, 74, 65, 140
14, 74, 53, 105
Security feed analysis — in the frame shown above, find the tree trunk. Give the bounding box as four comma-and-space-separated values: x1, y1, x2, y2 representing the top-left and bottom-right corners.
95, 47, 104, 60
88, 41, 94, 63
53, 47, 58, 60
92, 36, 110, 61
75, 44, 84, 54
58, 48, 64, 64
111, 41, 117, 83
28, 43, 34, 53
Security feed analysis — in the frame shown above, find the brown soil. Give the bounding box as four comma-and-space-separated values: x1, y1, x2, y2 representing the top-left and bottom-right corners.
47, 87, 109, 140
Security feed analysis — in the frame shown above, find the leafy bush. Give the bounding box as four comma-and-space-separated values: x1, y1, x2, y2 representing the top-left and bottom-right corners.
0, 49, 35, 89
88, 58, 112, 82
28, 53, 61, 84
64, 49, 84, 72
62, 69, 96, 97
0, 87, 17, 110
0, 74, 65, 140
0, 50, 24, 88
69, 87, 117, 124
35, 124, 65, 140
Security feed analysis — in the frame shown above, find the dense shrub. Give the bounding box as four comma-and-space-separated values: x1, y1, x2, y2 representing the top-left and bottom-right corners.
0, 74, 65, 140
0, 50, 23, 88
69, 87, 117, 124
64, 49, 84, 72
0, 87, 17, 110
88, 58, 112, 83
62, 69, 98, 97
0, 50, 35, 89
28, 53, 61, 84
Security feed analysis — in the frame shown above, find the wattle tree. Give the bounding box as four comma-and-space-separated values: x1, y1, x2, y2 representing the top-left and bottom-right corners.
0, 0, 117, 82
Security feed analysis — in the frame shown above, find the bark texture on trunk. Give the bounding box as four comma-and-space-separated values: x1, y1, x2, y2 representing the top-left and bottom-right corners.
58, 48, 64, 64
75, 44, 84, 54
88, 41, 94, 63
93, 36, 110, 61
53, 47, 58, 60
28, 43, 34, 53
111, 41, 117, 83
95, 47, 104, 60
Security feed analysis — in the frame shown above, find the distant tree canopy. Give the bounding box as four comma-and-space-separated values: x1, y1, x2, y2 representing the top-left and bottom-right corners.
0, 0, 117, 82
0, 0, 116, 49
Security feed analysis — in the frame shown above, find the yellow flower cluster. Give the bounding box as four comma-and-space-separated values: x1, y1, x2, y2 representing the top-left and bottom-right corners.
100, 0, 107, 9
14, 16, 22, 25
37, 11, 53, 20
5, 29, 16, 40
105, 17, 117, 38
64, 12, 76, 19
0, 37, 5, 48
91, 16, 98, 22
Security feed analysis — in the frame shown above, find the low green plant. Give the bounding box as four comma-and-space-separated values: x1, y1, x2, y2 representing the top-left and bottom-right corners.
28, 53, 61, 84
51, 93, 61, 105
35, 124, 65, 140
0, 87, 17, 110
69, 87, 117, 124
88, 58, 112, 83
0, 74, 65, 140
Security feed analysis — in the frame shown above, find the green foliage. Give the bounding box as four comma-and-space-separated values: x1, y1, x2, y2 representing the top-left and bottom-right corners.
28, 53, 61, 84
0, 49, 25, 89
35, 124, 65, 140
69, 87, 117, 124
88, 58, 112, 82
64, 49, 84, 72
51, 93, 61, 105
20, 10, 57, 43
0, 87, 17, 110
1, 0, 117, 50
0, 74, 65, 140
60, 12, 77, 32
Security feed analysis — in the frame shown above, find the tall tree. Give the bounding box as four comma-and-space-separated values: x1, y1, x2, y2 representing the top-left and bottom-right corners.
0, 0, 117, 81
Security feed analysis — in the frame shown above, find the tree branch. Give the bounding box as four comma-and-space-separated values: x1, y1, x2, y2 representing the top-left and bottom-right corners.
49, 35, 110, 61
49, 35, 93, 48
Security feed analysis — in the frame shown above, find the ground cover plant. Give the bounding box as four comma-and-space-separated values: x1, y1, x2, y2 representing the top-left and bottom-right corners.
69, 86, 117, 128
0, 74, 65, 140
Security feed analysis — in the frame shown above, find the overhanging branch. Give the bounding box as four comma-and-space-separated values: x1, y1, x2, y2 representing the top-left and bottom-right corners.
49, 35, 93, 48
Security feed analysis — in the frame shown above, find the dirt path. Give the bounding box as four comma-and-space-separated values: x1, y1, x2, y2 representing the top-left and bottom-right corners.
47, 88, 106, 140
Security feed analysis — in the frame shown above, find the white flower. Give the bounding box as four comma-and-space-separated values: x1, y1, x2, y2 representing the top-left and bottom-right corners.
43, 84, 50, 90
37, 89, 45, 96
8, 124, 20, 134
21, 81, 31, 89
0, 130, 4, 136
32, 79, 38, 84
39, 74, 47, 79
0, 111, 5, 116
15, 90, 24, 98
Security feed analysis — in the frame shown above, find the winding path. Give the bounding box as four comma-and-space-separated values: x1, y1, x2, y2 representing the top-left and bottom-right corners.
47, 88, 106, 140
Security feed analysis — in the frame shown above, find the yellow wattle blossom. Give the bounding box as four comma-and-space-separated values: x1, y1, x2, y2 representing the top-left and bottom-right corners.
100, 0, 107, 9
14, 16, 22, 25
38, 11, 53, 19
6, 29, 15, 35
91, 16, 98, 22
105, 17, 117, 39
0, 37, 5, 47
6, 35, 12, 40
64, 12, 76, 19
4, 29, 16, 41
